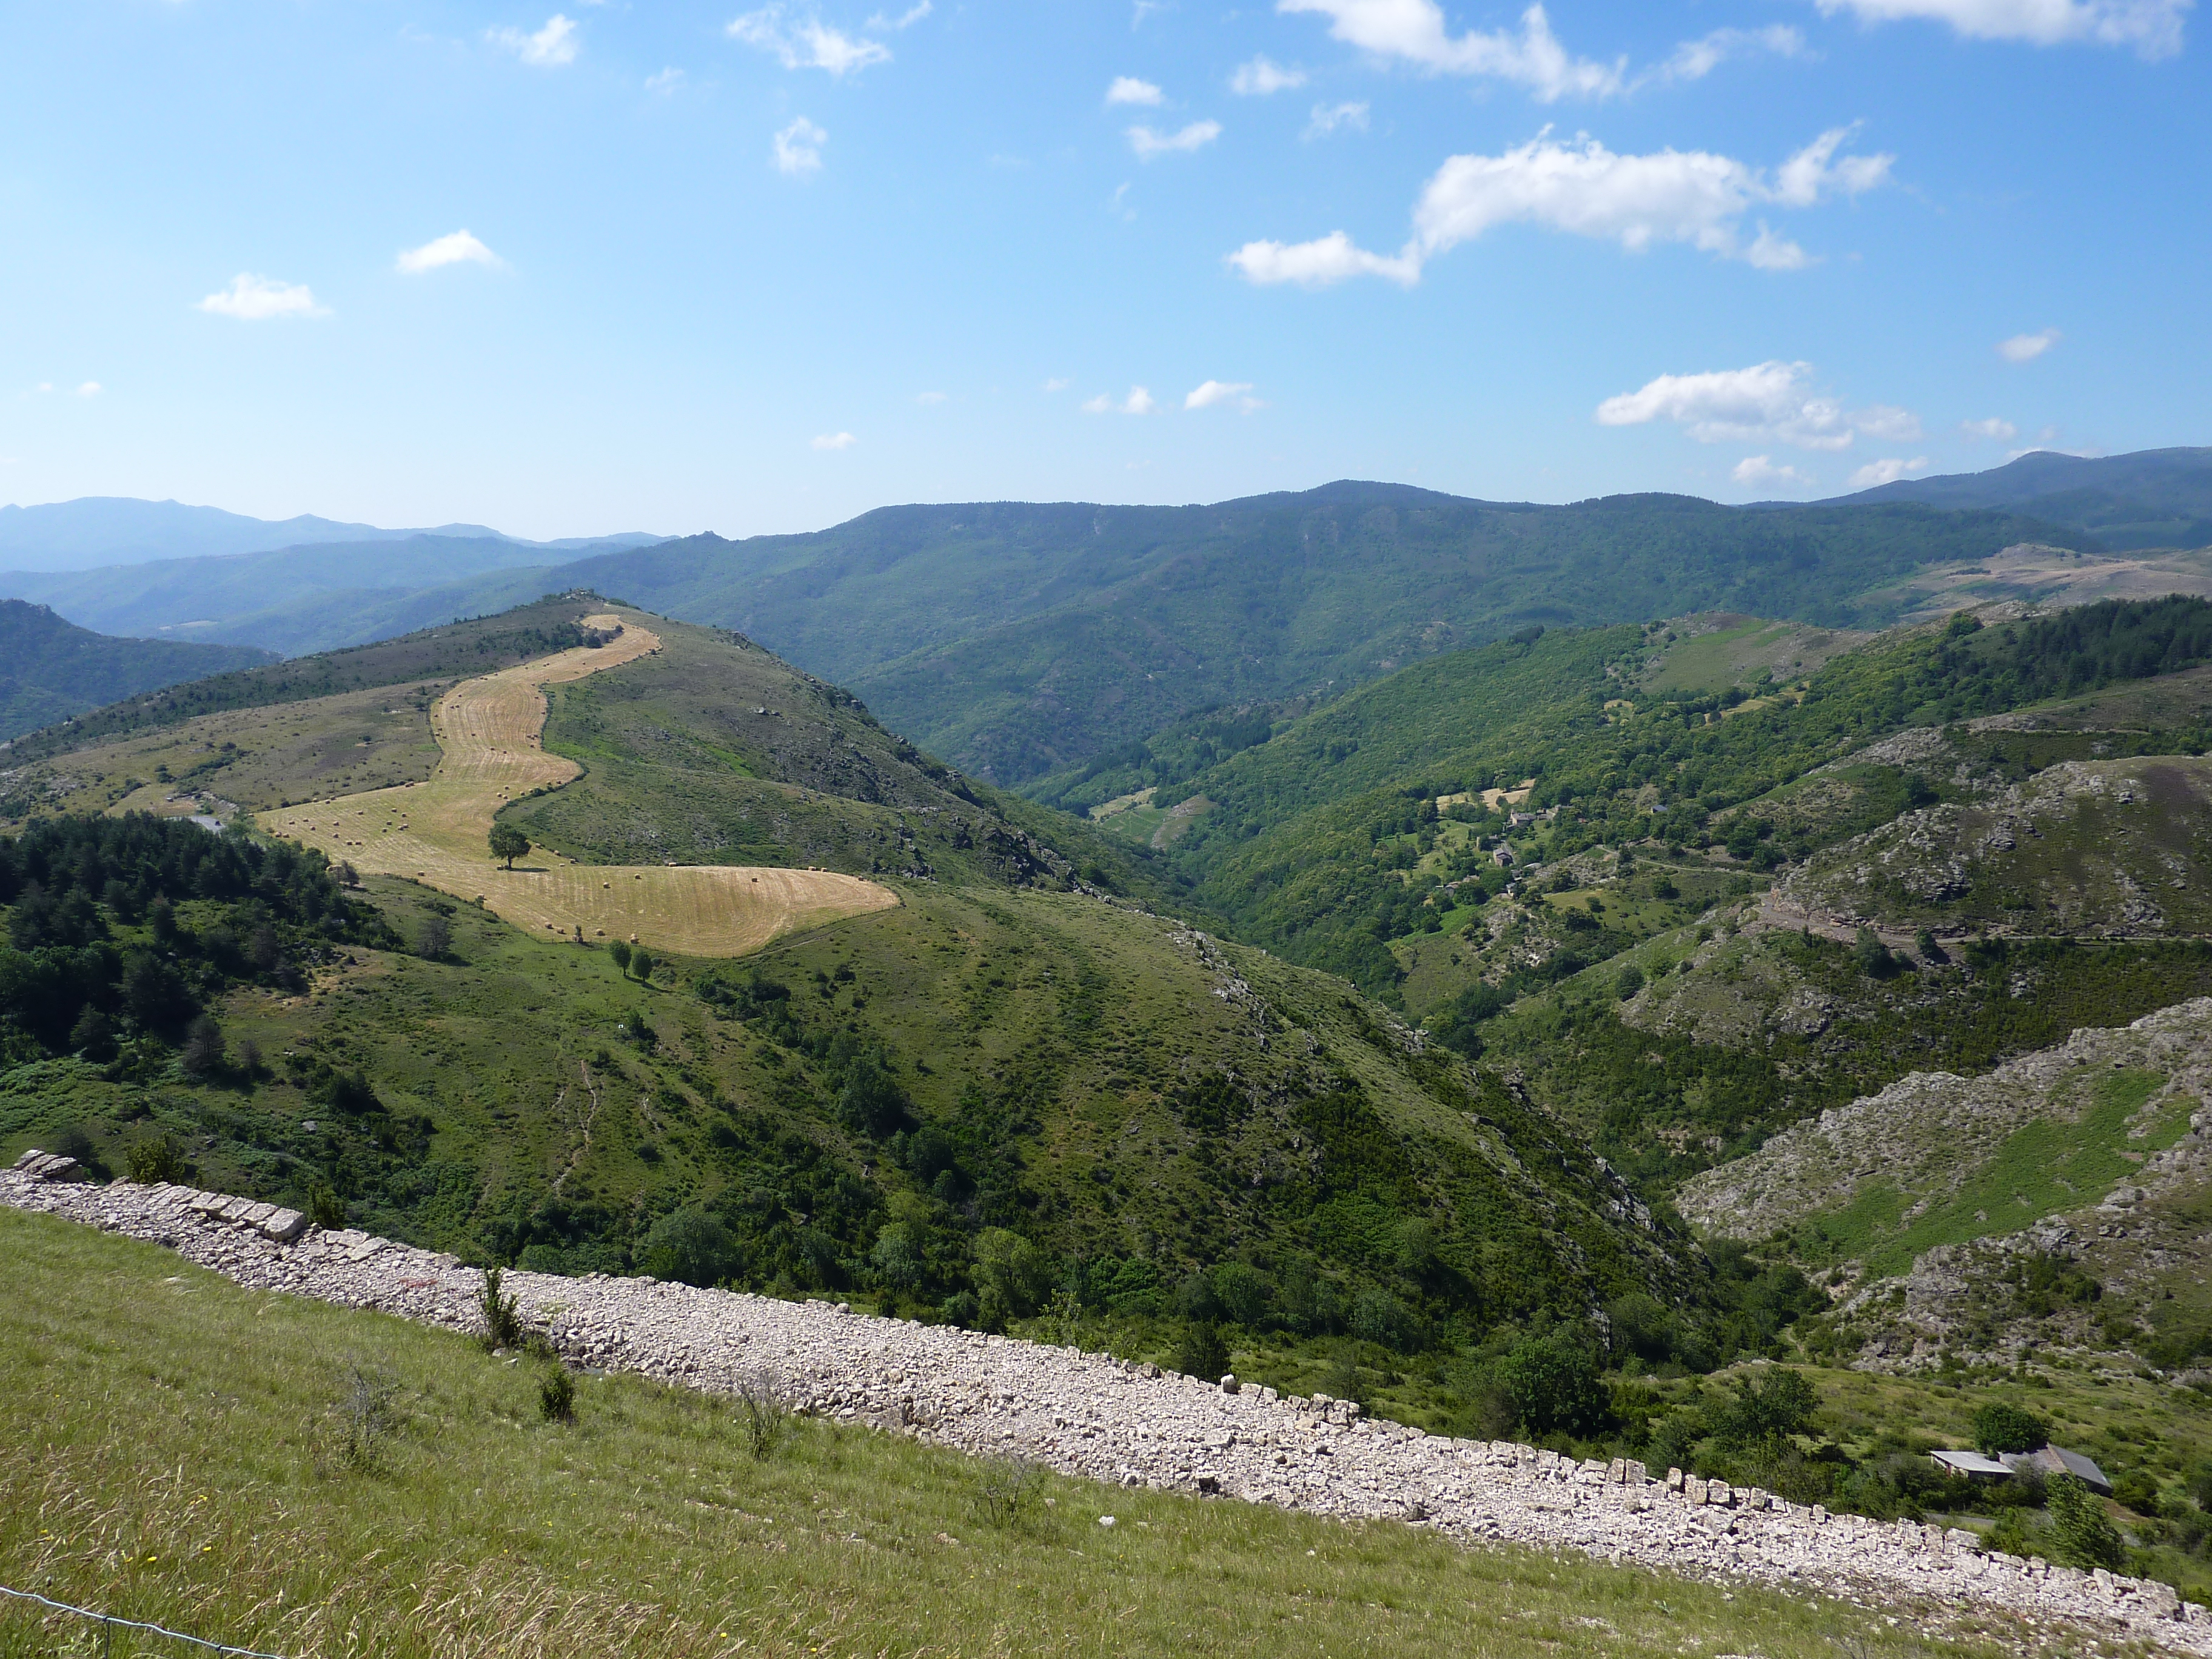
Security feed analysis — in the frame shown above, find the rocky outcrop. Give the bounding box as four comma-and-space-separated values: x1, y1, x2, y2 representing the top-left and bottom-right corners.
3, 1169, 2205, 1652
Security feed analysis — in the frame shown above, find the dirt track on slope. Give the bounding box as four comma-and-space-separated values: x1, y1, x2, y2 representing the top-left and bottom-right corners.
260, 614, 899, 957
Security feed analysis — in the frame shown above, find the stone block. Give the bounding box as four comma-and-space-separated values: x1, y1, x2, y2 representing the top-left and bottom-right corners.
1625, 1459, 1647, 1486
260, 1208, 307, 1242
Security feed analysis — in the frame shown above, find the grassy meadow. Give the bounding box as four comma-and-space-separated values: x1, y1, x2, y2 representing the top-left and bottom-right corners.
0, 1207, 2066, 1659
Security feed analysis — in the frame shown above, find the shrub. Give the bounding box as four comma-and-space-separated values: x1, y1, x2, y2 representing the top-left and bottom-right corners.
1177, 1321, 1230, 1382
415, 916, 451, 960
125, 1132, 186, 1185
478, 1267, 523, 1350
736, 1372, 788, 1461
1615, 964, 1645, 1000
2113, 1469, 2164, 1517
306, 1179, 346, 1229
1496, 1329, 1609, 1437
974, 1455, 1045, 1527
538, 1365, 576, 1424
1711, 1367, 1819, 1452
1853, 926, 1899, 979
973, 1227, 1051, 1325
2046, 1473, 2125, 1570
640, 1207, 740, 1288
327, 1367, 398, 1473
179, 1013, 227, 1078
1972, 1401, 2049, 1455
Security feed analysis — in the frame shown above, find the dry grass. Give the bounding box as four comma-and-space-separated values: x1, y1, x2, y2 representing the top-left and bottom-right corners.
259, 614, 897, 959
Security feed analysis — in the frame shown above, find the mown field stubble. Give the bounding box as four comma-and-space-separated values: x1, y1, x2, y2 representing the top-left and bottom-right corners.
260, 612, 898, 957
0, 1208, 2062, 1659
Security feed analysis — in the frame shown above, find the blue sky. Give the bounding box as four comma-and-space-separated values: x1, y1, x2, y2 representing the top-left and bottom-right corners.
2, 0, 2205, 537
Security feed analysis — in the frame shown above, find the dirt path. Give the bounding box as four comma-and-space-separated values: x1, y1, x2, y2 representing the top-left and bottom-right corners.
260, 612, 899, 958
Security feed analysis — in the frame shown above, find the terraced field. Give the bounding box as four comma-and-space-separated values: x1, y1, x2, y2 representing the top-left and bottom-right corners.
261, 613, 899, 957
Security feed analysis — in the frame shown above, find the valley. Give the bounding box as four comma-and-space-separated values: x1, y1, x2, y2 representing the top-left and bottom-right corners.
11, 508, 2212, 1646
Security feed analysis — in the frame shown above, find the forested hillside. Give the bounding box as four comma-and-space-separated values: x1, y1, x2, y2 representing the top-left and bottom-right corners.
554, 485, 2086, 785
1, 597, 1777, 1440
0, 600, 273, 742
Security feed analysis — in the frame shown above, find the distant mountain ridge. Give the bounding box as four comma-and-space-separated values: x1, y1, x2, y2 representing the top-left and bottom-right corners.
0, 495, 662, 573
551, 487, 2088, 783
0, 600, 273, 742
1832, 447, 2212, 551
0, 534, 571, 655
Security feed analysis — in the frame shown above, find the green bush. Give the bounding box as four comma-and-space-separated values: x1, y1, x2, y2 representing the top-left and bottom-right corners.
1178, 1322, 1230, 1382
2113, 1469, 2164, 1517
538, 1365, 576, 1424
2046, 1473, 2125, 1570
478, 1266, 522, 1350
640, 1207, 740, 1289
1496, 1329, 1608, 1437
125, 1133, 186, 1185
1615, 965, 1645, 1001
1971, 1400, 2049, 1455
1710, 1367, 1818, 1452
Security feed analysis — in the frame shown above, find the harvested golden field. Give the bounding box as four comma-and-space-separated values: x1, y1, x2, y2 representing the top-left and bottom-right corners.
261, 614, 899, 958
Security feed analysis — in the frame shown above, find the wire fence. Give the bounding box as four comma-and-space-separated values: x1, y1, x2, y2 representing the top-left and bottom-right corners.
0, 1584, 288, 1659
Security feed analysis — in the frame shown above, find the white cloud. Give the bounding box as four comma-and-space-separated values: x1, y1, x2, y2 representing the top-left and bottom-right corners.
812, 431, 857, 450
1231, 55, 1307, 93
489, 14, 579, 66
1648, 24, 1805, 84
773, 117, 828, 175
914, 390, 948, 404
1304, 100, 1370, 137
1853, 404, 1923, 441
1228, 229, 1422, 286
865, 1, 931, 25
1128, 120, 1221, 159
1848, 455, 1932, 489
1595, 361, 1918, 452
1107, 75, 1164, 105
1814, 0, 2185, 58
1999, 327, 2061, 362
397, 230, 503, 275
32, 383, 52, 394
1732, 455, 1815, 489
1771, 123, 1892, 205
1962, 416, 2019, 440
76, 381, 102, 397
1278, 0, 1625, 101
196, 274, 330, 320
1228, 126, 1891, 286
728, 6, 890, 74
645, 67, 686, 94
1042, 377, 1071, 392
1185, 379, 1258, 410
1082, 386, 1156, 415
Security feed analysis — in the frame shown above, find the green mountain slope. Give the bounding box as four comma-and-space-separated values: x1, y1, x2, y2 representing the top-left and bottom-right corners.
556, 485, 2088, 785
0, 598, 1733, 1391
0, 600, 273, 742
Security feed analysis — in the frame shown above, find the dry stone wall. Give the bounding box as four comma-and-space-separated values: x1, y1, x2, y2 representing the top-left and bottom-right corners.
5, 1157, 2206, 1654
